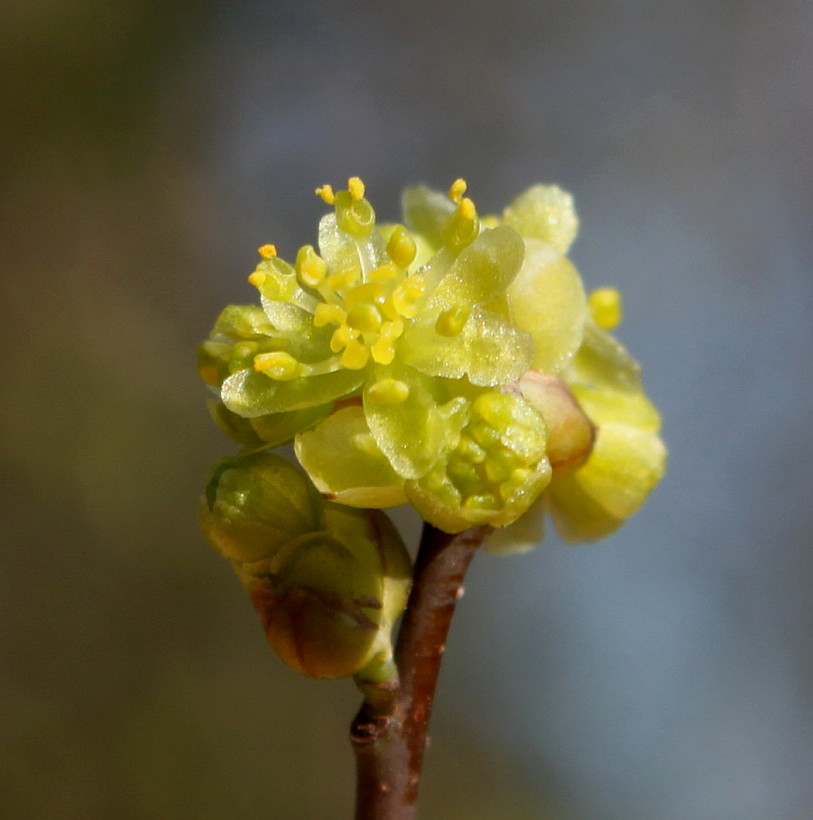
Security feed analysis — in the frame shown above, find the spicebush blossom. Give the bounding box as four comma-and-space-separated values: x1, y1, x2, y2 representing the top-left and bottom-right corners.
199, 178, 666, 676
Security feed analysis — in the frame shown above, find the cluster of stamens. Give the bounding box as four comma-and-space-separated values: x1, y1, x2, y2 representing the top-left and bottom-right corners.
243, 177, 482, 404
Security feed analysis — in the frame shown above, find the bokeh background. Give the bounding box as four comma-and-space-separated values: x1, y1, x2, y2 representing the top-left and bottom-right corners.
2, 1, 811, 817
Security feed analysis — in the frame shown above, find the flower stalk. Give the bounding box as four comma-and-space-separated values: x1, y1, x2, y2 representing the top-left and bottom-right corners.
351, 523, 491, 820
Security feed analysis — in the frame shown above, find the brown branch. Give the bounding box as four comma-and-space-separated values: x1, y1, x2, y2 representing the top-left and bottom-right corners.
351, 523, 492, 819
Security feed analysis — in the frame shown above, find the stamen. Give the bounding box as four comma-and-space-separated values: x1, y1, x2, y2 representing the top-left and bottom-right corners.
588, 288, 623, 330
295, 245, 327, 288
346, 303, 383, 333
315, 184, 335, 204
448, 178, 468, 203
330, 324, 359, 353
386, 226, 417, 268
435, 305, 470, 337
367, 378, 410, 404
340, 338, 370, 369
248, 270, 267, 288
258, 244, 277, 259
458, 197, 476, 220
313, 303, 347, 327
253, 351, 301, 380
348, 177, 365, 200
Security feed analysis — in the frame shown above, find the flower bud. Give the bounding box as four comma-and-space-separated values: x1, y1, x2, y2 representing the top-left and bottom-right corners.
242, 506, 411, 679
200, 452, 323, 565
405, 390, 551, 532
518, 371, 596, 476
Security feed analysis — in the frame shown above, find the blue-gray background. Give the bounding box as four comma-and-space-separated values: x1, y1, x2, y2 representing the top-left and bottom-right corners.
2, 1, 811, 817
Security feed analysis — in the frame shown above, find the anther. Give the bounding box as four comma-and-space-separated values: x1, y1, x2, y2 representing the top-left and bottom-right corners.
435, 305, 470, 337
315, 185, 335, 204
253, 351, 301, 380
588, 287, 623, 330
295, 245, 327, 287
367, 378, 410, 404
348, 177, 365, 200
386, 226, 417, 268
248, 270, 267, 288
449, 178, 468, 203
258, 244, 277, 259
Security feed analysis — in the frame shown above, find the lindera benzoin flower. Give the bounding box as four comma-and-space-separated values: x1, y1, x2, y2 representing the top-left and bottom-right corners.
198, 178, 666, 680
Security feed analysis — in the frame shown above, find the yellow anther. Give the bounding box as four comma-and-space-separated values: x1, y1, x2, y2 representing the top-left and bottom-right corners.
340, 338, 370, 370
386, 226, 417, 268
295, 245, 328, 288
458, 197, 476, 220
347, 176, 365, 200
368, 263, 399, 283
315, 184, 335, 204
346, 282, 386, 308
258, 244, 277, 259
588, 287, 623, 330
367, 378, 410, 404
313, 303, 347, 327
435, 304, 470, 337
380, 319, 404, 340
346, 302, 383, 333
330, 324, 359, 353
391, 274, 426, 318
253, 351, 302, 381
326, 267, 360, 292
449, 178, 468, 203
248, 270, 267, 288
480, 214, 500, 229
370, 320, 403, 364
371, 337, 396, 365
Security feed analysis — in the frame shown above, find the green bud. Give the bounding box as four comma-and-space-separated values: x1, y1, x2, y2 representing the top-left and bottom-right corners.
200, 452, 323, 564
405, 390, 552, 532
242, 506, 411, 680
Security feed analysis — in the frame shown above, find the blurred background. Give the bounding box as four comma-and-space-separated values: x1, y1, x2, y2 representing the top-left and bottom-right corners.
2, 1, 811, 817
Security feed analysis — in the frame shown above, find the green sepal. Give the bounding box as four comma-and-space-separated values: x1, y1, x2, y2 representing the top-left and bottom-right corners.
294, 404, 408, 508
221, 367, 364, 416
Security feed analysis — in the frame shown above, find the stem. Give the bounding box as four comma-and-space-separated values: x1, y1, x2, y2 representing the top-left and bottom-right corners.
351, 523, 491, 819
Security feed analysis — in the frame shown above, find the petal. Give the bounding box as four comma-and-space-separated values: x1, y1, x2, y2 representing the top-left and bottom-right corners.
363, 362, 467, 479
502, 184, 579, 254
318, 213, 386, 282
507, 239, 587, 375
401, 184, 456, 251
567, 319, 643, 392
294, 405, 408, 508
548, 422, 667, 542
401, 309, 533, 386
213, 304, 276, 338
427, 226, 526, 313
484, 495, 546, 555
222, 367, 364, 416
